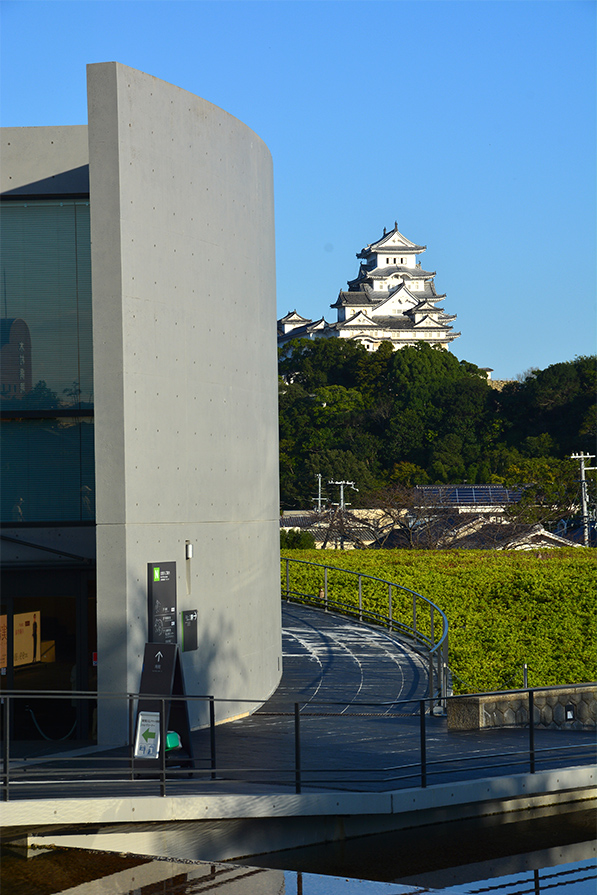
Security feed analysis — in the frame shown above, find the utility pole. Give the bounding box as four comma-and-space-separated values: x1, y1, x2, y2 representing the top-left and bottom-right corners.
311, 474, 324, 513
571, 453, 596, 547
328, 480, 358, 512
328, 480, 358, 549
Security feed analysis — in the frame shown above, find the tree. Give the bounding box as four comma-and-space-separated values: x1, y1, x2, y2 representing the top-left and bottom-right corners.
346, 485, 458, 549
280, 528, 316, 549
497, 356, 596, 456
278, 344, 597, 511
501, 457, 585, 527
389, 461, 429, 486
63, 380, 82, 406
279, 338, 367, 390
29, 381, 60, 408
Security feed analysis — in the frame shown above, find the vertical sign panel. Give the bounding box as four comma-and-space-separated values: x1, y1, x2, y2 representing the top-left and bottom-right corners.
182, 610, 198, 652
134, 642, 194, 770
134, 711, 161, 758
148, 562, 177, 644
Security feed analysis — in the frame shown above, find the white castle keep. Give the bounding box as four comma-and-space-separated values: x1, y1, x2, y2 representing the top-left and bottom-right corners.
278, 222, 459, 352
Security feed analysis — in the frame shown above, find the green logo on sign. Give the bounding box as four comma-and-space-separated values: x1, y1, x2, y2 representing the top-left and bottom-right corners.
153, 567, 160, 582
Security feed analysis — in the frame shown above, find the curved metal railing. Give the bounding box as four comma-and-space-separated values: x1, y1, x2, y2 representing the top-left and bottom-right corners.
281, 556, 450, 703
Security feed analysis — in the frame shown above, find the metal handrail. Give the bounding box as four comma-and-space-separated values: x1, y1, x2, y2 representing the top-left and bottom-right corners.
281, 556, 450, 703
2, 686, 595, 802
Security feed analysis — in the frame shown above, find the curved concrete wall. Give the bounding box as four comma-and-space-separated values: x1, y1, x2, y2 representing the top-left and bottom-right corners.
87, 63, 280, 740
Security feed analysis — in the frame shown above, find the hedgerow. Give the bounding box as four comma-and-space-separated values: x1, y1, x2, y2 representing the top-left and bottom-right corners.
280, 548, 596, 694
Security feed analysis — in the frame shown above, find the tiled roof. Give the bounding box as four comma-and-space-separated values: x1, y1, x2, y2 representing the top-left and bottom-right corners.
278, 318, 330, 340
347, 266, 435, 287
444, 521, 578, 551
411, 317, 452, 330
410, 298, 443, 311
331, 292, 376, 308
357, 224, 426, 256
366, 316, 439, 330
278, 310, 312, 323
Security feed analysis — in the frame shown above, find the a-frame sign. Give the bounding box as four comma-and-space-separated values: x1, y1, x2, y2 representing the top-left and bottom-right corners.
134, 642, 194, 773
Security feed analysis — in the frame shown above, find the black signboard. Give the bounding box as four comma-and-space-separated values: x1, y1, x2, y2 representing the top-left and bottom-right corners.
148, 562, 177, 644
134, 642, 194, 771
182, 610, 198, 652
138, 641, 178, 698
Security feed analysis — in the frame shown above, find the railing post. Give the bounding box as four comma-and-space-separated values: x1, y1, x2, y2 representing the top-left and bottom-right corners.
294, 703, 301, 794
430, 606, 435, 647
160, 698, 167, 797
129, 693, 135, 781
529, 690, 535, 774
428, 653, 434, 709
358, 576, 362, 622
324, 567, 328, 611
419, 699, 427, 788
388, 584, 393, 632
285, 559, 290, 599
3, 696, 10, 802
413, 594, 417, 635
209, 696, 217, 780
443, 632, 449, 700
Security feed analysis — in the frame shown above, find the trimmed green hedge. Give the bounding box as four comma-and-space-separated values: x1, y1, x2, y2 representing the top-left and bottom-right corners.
281, 549, 597, 693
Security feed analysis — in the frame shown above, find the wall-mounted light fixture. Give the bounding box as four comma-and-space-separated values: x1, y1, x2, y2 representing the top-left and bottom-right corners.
185, 541, 193, 595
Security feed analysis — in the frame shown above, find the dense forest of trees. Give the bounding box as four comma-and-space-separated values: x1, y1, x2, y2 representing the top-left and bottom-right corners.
279, 340, 596, 510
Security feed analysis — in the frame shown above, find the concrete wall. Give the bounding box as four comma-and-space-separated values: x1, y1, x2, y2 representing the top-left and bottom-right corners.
18, 766, 597, 861
1, 126, 89, 195
447, 685, 597, 731
87, 63, 281, 741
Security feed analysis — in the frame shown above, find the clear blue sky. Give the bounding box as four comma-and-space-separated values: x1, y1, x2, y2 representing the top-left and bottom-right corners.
1, 0, 595, 379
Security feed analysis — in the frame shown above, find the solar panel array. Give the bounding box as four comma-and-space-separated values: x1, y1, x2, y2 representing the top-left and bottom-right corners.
416, 485, 522, 505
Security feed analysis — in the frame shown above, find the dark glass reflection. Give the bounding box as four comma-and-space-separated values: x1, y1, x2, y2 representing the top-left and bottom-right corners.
1, 199, 94, 522
0, 200, 93, 410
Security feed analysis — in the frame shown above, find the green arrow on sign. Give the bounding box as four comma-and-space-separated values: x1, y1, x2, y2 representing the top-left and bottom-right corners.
142, 729, 156, 742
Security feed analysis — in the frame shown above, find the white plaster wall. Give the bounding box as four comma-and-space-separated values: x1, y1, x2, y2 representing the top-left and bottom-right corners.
88, 63, 281, 742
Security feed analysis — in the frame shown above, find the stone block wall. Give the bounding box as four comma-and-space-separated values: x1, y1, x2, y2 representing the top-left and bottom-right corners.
447, 685, 596, 731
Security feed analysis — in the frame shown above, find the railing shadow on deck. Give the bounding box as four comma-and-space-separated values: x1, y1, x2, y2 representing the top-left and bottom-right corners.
281, 555, 450, 702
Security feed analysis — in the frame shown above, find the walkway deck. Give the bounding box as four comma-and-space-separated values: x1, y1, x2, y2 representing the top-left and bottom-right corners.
3, 602, 595, 861
184, 602, 594, 794
3, 602, 594, 799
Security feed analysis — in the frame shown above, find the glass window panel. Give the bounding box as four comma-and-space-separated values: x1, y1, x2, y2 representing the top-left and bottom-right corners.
0, 199, 93, 410
1, 418, 95, 522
